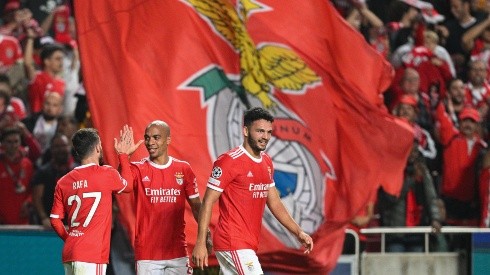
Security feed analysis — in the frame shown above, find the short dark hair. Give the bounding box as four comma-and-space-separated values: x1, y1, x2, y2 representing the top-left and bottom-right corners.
72, 128, 99, 161
243, 107, 274, 127
40, 43, 65, 63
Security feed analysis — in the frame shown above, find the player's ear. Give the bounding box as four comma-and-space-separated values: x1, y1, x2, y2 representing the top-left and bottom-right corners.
166, 136, 171, 145
243, 126, 249, 137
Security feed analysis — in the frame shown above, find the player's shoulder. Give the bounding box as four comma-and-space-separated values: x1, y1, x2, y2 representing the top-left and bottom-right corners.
218, 146, 244, 161
131, 157, 150, 167
261, 152, 272, 163
57, 169, 74, 185
170, 156, 191, 168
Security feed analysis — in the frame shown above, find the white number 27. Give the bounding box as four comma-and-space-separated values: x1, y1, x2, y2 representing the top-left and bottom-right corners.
67, 192, 102, 227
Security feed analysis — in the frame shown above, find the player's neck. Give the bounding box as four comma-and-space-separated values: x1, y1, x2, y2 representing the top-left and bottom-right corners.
242, 143, 260, 159
81, 155, 100, 166
151, 155, 169, 165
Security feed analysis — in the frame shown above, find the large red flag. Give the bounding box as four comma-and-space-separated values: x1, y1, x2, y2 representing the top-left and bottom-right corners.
74, 0, 413, 273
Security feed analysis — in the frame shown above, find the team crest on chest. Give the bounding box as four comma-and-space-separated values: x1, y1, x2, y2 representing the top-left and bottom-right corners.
175, 172, 184, 185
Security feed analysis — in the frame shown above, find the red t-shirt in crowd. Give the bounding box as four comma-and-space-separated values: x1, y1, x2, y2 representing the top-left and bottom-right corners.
28, 71, 65, 113
0, 156, 33, 224
0, 35, 22, 71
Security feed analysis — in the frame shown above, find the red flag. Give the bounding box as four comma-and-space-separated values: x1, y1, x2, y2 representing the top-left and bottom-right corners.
74, 0, 413, 273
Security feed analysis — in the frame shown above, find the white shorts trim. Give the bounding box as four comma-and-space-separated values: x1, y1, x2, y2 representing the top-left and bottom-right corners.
136, 257, 192, 274
63, 261, 106, 275
216, 249, 263, 275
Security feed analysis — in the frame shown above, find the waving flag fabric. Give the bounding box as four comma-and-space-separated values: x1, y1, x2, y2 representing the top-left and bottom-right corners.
74, 0, 413, 273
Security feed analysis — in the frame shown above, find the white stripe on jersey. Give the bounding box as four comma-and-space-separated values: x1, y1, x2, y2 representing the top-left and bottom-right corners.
229, 148, 244, 159
207, 183, 223, 193
116, 178, 128, 194
189, 193, 200, 199
50, 214, 60, 218
208, 177, 221, 186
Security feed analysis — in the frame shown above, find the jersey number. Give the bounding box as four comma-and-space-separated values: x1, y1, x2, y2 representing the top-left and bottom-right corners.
67, 192, 102, 227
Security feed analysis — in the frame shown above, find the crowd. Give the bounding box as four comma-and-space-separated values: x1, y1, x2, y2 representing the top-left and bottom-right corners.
2, 0, 490, 273
0, 0, 86, 227
336, 0, 490, 253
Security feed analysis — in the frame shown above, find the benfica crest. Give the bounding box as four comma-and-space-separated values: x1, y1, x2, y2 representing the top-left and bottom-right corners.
175, 172, 184, 185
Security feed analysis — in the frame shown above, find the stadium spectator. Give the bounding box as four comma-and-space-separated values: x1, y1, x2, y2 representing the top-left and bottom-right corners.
0, 74, 26, 119
0, 2, 42, 40
391, 68, 434, 130
393, 95, 437, 160
23, 91, 63, 155
0, 126, 34, 224
443, 0, 482, 78
24, 28, 65, 113
378, 142, 442, 252
464, 60, 490, 118
442, 78, 468, 128
31, 133, 75, 228
435, 103, 487, 226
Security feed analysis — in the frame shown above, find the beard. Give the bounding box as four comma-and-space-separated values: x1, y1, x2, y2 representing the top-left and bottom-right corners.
247, 134, 267, 154
98, 150, 105, 165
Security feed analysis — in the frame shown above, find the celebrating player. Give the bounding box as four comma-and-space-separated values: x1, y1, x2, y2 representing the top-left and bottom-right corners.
192, 107, 314, 273
50, 127, 134, 275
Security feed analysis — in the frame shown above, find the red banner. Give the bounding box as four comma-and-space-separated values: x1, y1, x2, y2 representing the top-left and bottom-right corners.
74, 0, 413, 273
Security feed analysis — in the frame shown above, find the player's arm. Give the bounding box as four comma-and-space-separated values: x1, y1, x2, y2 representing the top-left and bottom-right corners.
192, 188, 221, 270
117, 153, 133, 193
50, 186, 68, 241
188, 196, 213, 254
188, 196, 202, 223
267, 186, 314, 254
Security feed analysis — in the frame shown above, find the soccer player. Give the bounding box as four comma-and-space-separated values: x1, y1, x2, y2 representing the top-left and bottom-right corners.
122, 120, 211, 274
50, 127, 134, 275
192, 107, 314, 274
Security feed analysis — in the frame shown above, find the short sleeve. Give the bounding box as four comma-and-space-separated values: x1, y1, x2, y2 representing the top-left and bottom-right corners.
50, 183, 64, 219
184, 164, 199, 199
207, 155, 235, 192
107, 167, 128, 194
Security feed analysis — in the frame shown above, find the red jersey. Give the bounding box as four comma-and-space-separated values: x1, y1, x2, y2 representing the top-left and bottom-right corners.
207, 146, 275, 252
50, 163, 129, 263
131, 157, 199, 260
28, 71, 65, 113
0, 156, 33, 224
0, 35, 22, 71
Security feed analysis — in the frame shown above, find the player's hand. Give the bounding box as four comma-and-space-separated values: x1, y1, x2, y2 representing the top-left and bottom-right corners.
297, 231, 314, 254
114, 124, 143, 155
192, 243, 208, 270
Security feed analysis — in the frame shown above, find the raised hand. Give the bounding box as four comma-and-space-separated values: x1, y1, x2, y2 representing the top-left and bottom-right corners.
114, 124, 143, 155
